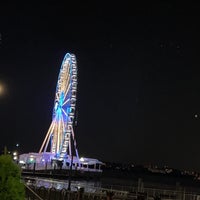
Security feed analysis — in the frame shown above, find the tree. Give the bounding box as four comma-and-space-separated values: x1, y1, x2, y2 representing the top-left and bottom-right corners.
0, 154, 25, 200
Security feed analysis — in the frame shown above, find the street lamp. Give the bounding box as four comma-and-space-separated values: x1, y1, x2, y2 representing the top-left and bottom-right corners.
13, 151, 18, 162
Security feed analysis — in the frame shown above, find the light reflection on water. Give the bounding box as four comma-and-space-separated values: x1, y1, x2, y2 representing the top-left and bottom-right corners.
25, 177, 102, 193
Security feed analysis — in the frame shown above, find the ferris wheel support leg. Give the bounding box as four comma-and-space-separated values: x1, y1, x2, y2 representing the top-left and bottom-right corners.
44, 124, 54, 153
39, 120, 55, 153
71, 128, 80, 166
69, 135, 72, 158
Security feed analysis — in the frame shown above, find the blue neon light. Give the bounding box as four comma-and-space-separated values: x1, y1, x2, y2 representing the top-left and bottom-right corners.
50, 53, 77, 156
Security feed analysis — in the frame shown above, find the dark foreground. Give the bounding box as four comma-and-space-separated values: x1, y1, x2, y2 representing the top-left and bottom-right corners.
23, 168, 200, 200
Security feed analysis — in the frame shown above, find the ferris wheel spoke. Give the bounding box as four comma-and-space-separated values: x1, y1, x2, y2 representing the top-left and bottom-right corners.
57, 116, 62, 153
57, 68, 70, 97
60, 116, 64, 151
60, 114, 67, 153
61, 114, 65, 132
60, 115, 65, 140
62, 98, 70, 106
60, 70, 70, 95
64, 73, 70, 91
62, 108, 68, 118
64, 83, 71, 100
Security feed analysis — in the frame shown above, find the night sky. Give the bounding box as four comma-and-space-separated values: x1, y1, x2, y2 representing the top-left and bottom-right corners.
1, 2, 200, 171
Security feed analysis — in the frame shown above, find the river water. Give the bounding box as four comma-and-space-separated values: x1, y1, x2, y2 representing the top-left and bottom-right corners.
24, 176, 104, 193
23, 174, 200, 197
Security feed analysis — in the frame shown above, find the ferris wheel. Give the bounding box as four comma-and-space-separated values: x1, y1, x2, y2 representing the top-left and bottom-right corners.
39, 53, 79, 161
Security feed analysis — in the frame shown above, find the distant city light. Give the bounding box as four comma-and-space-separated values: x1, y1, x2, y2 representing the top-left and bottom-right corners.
80, 157, 84, 162
19, 160, 25, 164
29, 157, 35, 163
13, 156, 18, 160
12, 151, 18, 161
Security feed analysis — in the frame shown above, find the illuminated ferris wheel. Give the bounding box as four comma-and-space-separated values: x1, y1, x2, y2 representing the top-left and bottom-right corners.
39, 53, 79, 161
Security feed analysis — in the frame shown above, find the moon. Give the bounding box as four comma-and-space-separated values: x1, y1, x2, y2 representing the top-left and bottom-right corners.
0, 82, 7, 97
0, 84, 4, 94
